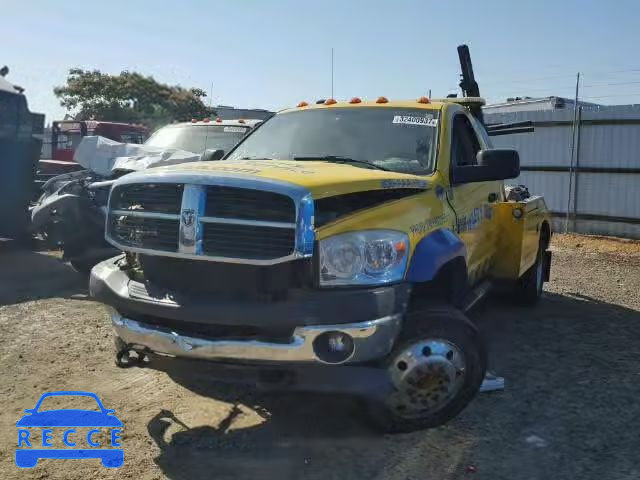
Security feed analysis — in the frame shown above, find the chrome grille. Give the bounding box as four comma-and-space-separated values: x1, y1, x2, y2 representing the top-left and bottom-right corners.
202, 223, 295, 259
110, 183, 184, 214
109, 215, 179, 252
205, 186, 295, 222
106, 179, 307, 264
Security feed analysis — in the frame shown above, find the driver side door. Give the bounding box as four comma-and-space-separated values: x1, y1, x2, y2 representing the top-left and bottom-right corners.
448, 113, 501, 285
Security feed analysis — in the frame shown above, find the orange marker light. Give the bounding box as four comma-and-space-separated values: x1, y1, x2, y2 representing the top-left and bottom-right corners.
238, 119, 246, 124
324, 98, 337, 105
215, 117, 222, 123
417, 96, 431, 104
395, 241, 407, 254
297, 101, 309, 107
202, 117, 210, 123
376, 96, 389, 104
349, 97, 362, 104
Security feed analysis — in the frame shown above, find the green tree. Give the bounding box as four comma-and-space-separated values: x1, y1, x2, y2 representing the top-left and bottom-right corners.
54, 69, 215, 128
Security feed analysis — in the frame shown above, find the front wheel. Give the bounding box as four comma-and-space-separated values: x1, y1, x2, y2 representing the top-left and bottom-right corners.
365, 305, 487, 433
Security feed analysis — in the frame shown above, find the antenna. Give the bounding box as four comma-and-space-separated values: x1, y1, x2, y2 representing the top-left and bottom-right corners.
209, 81, 214, 109
331, 47, 334, 98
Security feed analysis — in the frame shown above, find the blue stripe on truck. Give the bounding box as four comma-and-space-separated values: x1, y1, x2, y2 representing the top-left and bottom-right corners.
406, 229, 466, 282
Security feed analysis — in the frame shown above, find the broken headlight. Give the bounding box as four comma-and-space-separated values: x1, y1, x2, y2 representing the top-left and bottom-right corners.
319, 230, 409, 286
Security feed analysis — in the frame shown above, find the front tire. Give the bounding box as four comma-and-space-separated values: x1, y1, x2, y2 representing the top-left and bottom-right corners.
365, 305, 487, 433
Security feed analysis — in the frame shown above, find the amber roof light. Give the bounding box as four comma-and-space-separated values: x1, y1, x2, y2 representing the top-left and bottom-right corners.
297, 101, 309, 107
349, 97, 362, 104
417, 96, 431, 104
376, 96, 389, 104
324, 98, 337, 105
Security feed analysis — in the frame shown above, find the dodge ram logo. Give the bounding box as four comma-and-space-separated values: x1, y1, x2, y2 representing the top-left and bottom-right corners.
181, 209, 195, 227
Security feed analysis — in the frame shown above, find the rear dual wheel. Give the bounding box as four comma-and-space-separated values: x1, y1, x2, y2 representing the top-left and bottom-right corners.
366, 305, 487, 433
514, 237, 549, 305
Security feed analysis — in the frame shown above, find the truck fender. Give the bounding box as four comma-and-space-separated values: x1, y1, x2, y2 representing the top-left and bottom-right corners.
406, 229, 467, 282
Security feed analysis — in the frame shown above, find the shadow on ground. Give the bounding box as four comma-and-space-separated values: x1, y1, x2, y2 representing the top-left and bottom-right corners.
0, 244, 87, 305
142, 292, 640, 480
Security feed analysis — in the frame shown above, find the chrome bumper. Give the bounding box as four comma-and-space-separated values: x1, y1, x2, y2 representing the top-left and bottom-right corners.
111, 310, 402, 365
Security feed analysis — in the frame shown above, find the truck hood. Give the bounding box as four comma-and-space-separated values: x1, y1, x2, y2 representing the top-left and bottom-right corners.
147, 159, 430, 199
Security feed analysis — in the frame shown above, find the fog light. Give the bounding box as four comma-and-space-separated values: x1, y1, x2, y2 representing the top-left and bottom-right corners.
313, 331, 355, 364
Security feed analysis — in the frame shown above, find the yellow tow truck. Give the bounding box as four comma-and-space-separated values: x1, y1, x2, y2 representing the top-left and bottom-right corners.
90, 45, 552, 432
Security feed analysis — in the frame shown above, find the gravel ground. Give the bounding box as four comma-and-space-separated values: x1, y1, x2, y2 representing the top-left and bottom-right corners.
1, 234, 639, 480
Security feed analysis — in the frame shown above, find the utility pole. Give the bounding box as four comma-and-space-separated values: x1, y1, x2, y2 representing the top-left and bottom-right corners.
565, 72, 580, 233
331, 48, 334, 99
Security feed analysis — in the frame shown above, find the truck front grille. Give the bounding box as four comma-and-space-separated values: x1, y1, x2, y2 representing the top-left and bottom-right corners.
106, 181, 300, 263
205, 186, 295, 222
202, 223, 295, 259
110, 183, 184, 214
109, 215, 180, 252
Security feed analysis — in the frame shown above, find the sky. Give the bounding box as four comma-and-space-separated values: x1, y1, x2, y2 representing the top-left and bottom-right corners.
4, 0, 640, 122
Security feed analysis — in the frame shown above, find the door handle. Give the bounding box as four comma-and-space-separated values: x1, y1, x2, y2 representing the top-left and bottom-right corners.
488, 193, 498, 202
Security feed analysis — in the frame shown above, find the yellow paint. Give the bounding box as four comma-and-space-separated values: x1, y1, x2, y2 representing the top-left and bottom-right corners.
153, 159, 430, 199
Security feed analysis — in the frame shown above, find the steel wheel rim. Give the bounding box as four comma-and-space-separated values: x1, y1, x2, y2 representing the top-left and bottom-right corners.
386, 339, 467, 420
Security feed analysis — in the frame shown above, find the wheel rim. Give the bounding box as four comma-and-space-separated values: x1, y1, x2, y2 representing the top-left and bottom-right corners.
386, 339, 466, 419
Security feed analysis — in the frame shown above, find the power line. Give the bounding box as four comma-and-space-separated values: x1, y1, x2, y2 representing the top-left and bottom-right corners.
581, 91, 640, 100
581, 79, 640, 88
482, 67, 640, 89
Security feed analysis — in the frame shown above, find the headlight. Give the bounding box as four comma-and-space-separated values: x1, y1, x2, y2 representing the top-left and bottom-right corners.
319, 230, 409, 286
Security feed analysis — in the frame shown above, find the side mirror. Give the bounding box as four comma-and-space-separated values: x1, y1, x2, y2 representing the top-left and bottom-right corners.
451, 149, 520, 184
200, 149, 225, 161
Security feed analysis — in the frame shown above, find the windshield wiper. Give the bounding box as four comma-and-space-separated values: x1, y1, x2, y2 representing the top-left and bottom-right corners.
292, 155, 390, 171
239, 156, 273, 160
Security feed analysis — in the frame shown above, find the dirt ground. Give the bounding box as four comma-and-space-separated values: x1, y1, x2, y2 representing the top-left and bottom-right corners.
1, 233, 639, 480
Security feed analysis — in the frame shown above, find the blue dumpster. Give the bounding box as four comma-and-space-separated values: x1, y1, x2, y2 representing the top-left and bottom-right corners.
0, 75, 44, 239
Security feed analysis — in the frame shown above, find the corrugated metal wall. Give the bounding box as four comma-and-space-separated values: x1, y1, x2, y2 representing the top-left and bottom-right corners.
485, 107, 640, 239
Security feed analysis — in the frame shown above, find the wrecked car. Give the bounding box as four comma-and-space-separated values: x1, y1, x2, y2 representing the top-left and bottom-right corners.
90, 46, 552, 432
30, 118, 260, 271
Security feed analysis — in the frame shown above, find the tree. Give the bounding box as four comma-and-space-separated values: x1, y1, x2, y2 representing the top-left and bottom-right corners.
54, 69, 215, 127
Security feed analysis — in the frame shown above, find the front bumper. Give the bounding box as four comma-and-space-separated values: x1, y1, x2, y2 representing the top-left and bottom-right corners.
111, 309, 402, 365
90, 256, 411, 328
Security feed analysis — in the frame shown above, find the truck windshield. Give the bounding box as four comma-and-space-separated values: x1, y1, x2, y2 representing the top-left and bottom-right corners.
145, 124, 250, 154
227, 107, 439, 174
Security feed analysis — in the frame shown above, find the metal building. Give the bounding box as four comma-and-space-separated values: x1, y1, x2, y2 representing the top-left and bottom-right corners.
484, 96, 600, 114
485, 103, 640, 239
